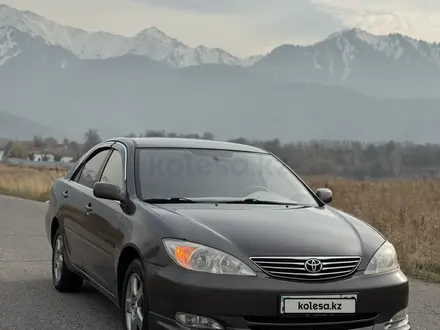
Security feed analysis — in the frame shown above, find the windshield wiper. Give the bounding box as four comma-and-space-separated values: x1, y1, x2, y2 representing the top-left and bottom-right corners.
143, 197, 197, 203
222, 198, 311, 206
143, 197, 315, 207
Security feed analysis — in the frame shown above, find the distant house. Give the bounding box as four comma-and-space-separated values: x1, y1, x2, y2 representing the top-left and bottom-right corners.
60, 156, 74, 163
33, 153, 55, 162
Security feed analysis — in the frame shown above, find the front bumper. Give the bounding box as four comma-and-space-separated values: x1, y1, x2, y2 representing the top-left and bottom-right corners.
146, 263, 410, 330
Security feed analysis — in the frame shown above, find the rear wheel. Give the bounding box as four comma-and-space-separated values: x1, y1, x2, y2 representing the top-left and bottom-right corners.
52, 228, 83, 292
121, 259, 148, 330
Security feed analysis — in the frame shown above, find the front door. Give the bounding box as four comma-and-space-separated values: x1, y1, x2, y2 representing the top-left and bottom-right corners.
81, 146, 126, 294
65, 148, 111, 271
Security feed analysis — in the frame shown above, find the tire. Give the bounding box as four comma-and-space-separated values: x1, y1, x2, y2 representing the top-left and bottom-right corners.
52, 228, 83, 292
121, 259, 148, 330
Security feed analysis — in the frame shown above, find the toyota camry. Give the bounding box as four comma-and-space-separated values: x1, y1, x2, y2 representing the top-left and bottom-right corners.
45, 137, 410, 330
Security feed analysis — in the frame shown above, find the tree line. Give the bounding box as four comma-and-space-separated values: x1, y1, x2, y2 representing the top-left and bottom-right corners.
4, 129, 440, 179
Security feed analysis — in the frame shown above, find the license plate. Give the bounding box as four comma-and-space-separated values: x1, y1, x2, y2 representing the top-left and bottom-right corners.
280, 294, 357, 314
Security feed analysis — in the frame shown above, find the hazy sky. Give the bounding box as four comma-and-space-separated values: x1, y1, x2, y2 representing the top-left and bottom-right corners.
3, 0, 440, 57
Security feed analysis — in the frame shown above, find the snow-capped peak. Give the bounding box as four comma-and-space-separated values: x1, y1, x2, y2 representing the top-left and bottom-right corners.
256, 26, 440, 85
134, 27, 171, 40
327, 27, 433, 52
323, 27, 440, 65
0, 4, 260, 68
327, 28, 396, 48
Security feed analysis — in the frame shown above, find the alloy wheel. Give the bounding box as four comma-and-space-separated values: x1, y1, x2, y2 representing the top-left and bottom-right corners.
125, 273, 144, 330
53, 235, 64, 283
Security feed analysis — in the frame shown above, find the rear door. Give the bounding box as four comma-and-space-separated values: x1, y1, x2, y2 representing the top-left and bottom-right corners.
59, 147, 111, 270
81, 144, 126, 293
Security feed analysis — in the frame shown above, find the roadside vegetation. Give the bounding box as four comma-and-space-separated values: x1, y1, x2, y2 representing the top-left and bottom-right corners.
0, 164, 63, 202
0, 164, 439, 282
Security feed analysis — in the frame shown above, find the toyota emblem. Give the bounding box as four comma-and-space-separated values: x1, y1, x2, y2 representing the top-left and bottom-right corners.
304, 258, 323, 273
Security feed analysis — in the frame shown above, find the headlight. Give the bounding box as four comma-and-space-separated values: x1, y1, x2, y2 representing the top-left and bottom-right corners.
163, 239, 257, 276
365, 241, 399, 275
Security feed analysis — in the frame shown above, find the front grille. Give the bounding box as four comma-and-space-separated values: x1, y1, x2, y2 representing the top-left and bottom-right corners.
249, 256, 361, 281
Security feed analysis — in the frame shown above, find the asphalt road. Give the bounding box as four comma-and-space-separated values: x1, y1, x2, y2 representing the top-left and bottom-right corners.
0, 195, 439, 329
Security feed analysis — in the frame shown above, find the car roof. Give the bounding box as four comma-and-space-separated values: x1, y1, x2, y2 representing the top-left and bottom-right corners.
110, 137, 267, 153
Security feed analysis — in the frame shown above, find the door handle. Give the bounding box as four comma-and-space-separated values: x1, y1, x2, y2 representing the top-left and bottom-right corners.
84, 203, 93, 214
62, 191, 69, 198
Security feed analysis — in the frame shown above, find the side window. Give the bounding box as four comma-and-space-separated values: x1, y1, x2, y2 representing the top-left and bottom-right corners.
100, 150, 124, 190
77, 150, 110, 189
65, 164, 76, 180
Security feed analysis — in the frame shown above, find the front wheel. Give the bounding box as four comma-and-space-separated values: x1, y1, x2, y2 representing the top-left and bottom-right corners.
121, 259, 148, 330
52, 228, 83, 292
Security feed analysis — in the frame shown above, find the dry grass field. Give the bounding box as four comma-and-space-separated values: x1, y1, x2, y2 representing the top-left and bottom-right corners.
0, 164, 65, 202
1, 164, 439, 281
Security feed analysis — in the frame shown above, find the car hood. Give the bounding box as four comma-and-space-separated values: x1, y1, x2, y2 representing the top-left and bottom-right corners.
150, 204, 385, 270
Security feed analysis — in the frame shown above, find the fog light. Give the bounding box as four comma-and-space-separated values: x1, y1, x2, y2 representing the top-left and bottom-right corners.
175, 312, 223, 329
385, 308, 409, 329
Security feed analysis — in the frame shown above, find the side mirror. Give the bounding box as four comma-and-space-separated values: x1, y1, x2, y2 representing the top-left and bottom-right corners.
93, 182, 124, 202
315, 188, 333, 204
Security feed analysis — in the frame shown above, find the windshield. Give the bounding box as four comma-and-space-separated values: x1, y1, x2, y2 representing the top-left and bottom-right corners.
135, 148, 318, 205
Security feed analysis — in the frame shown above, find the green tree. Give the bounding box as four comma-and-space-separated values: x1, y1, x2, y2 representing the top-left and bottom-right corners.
10, 144, 29, 159
145, 130, 166, 137
82, 129, 102, 154
32, 135, 44, 148
2, 140, 13, 161
202, 132, 214, 140
44, 137, 58, 149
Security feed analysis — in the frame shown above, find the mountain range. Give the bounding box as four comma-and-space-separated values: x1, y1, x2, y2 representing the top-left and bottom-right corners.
0, 5, 261, 68
1, 4, 440, 143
